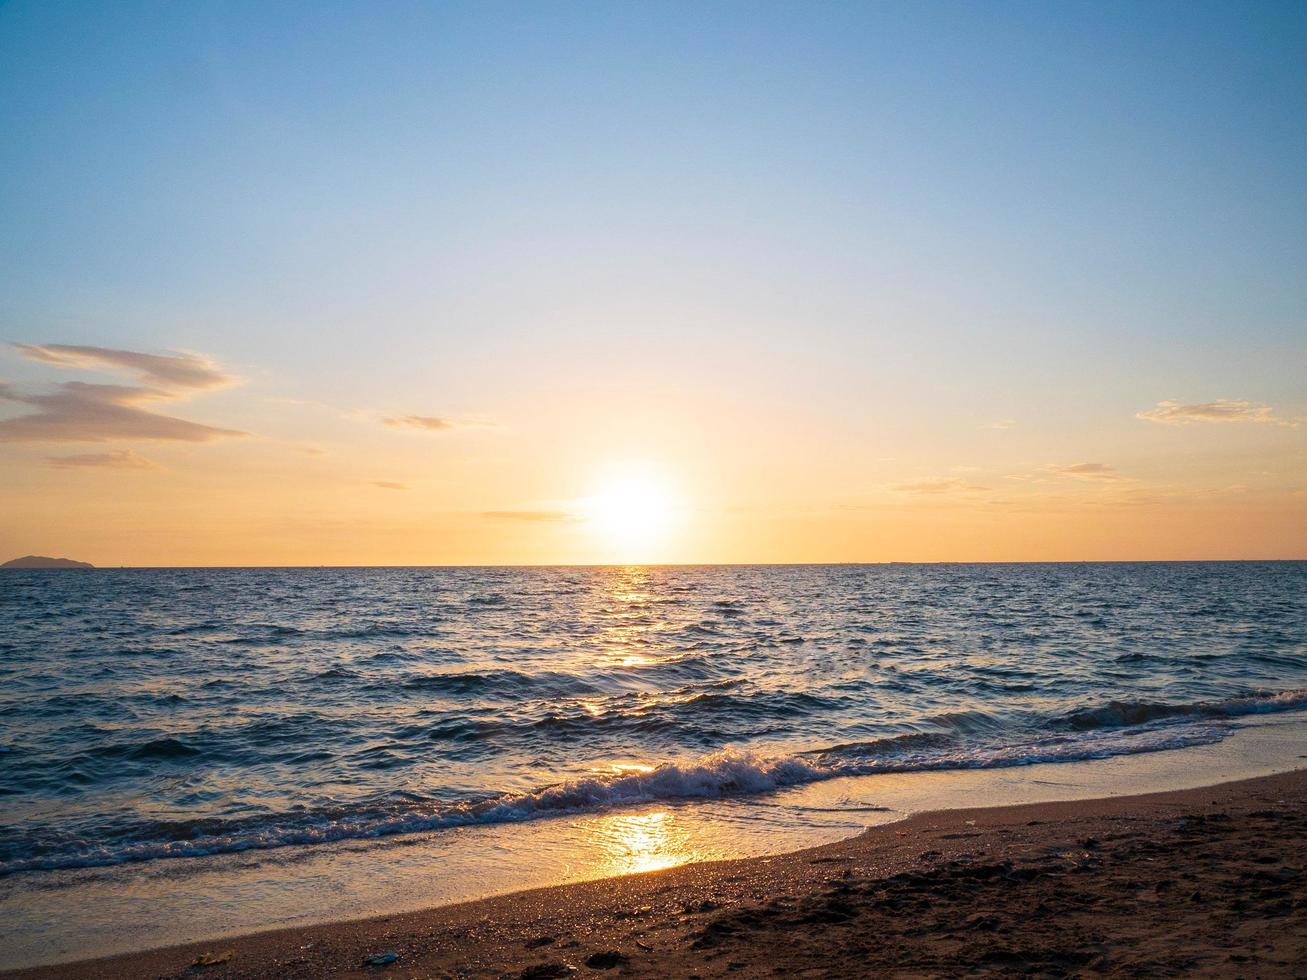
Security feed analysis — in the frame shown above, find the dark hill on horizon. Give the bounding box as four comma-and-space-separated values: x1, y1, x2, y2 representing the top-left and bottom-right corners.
1, 555, 95, 569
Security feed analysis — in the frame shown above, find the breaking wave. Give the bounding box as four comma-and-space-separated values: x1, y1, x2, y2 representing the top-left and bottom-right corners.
3, 687, 1302, 877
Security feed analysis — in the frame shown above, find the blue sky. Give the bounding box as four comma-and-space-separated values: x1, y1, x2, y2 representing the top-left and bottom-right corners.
1, 1, 1304, 563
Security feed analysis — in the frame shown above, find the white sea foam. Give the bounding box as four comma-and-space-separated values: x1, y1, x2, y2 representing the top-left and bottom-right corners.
5, 689, 1304, 877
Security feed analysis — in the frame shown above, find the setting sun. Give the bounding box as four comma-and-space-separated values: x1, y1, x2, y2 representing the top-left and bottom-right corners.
582, 465, 678, 561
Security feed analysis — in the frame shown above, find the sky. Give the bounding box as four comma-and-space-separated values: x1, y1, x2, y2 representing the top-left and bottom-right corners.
1, 0, 1304, 566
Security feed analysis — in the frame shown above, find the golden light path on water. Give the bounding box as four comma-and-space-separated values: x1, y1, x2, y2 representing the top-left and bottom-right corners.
561, 566, 707, 878
591, 810, 689, 876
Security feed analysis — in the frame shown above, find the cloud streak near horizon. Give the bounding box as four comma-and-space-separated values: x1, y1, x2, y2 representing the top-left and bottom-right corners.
1047, 462, 1119, 480
13, 343, 237, 390
45, 449, 158, 470
890, 477, 990, 494
1136, 399, 1291, 426
1, 343, 245, 443
0, 382, 247, 443
383, 415, 456, 431
481, 510, 576, 522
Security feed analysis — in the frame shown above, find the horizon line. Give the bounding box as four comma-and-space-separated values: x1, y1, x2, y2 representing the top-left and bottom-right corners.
5, 558, 1305, 570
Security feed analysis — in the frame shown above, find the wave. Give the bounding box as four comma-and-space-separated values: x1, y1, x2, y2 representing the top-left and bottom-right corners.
1059, 688, 1307, 731
3, 688, 1303, 877
399, 669, 599, 698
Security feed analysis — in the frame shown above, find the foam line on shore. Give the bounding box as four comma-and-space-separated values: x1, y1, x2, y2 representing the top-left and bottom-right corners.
3, 688, 1302, 877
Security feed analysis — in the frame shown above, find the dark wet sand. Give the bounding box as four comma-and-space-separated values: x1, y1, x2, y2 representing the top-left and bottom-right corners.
9, 769, 1305, 979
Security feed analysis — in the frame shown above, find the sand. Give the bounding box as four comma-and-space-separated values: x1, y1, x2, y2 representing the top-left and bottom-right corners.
7, 769, 1305, 979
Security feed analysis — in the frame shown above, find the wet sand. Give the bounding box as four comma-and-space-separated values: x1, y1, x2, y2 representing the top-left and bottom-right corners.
9, 769, 1305, 979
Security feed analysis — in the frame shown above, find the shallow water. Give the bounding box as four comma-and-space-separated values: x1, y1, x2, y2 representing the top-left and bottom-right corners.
2, 562, 1304, 878
3, 710, 1305, 970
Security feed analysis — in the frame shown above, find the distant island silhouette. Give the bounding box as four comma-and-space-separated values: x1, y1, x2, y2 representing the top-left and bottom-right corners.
1, 555, 95, 569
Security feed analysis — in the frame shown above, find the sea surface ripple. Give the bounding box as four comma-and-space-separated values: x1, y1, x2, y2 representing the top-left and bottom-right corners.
1, 562, 1304, 875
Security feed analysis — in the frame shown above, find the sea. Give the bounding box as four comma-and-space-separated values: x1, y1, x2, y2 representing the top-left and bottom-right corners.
2, 562, 1305, 967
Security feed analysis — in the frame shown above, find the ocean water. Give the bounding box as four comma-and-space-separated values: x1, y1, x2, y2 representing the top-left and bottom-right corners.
2, 562, 1305, 886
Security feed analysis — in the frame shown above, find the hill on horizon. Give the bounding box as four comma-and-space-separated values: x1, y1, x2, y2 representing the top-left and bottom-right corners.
1, 555, 95, 569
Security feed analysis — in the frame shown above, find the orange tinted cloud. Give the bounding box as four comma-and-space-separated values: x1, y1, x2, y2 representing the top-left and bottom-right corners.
0, 382, 246, 443
1047, 462, 1118, 480
45, 449, 159, 469
13, 343, 236, 390
1136, 399, 1291, 426
890, 477, 990, 494
383, 415, 456, 431
481, 510, 575, 522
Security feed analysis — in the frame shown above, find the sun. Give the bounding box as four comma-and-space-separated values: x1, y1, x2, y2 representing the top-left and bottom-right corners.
583, 464, 677, 560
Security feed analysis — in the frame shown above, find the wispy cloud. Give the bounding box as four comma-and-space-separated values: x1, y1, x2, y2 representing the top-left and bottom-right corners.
383, 415, 456, 431
982, 419, 1016, 430
1046, 462, 1118, 481
1, 343, 245, 444
481, 510, 576, 522
0, 382, 246, 443
1136, 399, 1293, 426
890, 477, 990, 494
372, 481, 408, 490
13, 343, 236, 390
45, 449, 158, 470
380, 412, 497, 432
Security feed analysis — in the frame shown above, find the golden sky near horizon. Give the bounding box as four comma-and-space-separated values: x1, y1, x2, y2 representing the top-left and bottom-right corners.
0, 342, 1304, 566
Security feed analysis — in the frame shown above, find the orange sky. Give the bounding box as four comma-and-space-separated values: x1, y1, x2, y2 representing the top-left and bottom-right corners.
1, 343, 1303, 565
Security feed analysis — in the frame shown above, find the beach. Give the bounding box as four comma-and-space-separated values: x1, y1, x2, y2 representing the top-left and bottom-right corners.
10, 768, 1303, 979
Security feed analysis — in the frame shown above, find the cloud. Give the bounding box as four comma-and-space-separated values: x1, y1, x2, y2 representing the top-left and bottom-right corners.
1, 343, 245, 444
45, 449, 158, 470
380, 413, 497, 432
13, 344, 236, 390
481, 510, 576, 522
1136, 399, 1293, 426
982, 419, 1016, 430
383, 415, 456, 431
890, 477, 990, 494
372, 481, 408, 490
0, 381, 246, 443
1047, 462, 1118, 481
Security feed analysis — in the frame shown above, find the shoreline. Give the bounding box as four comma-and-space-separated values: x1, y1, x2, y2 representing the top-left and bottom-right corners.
10, 769, 1304, 979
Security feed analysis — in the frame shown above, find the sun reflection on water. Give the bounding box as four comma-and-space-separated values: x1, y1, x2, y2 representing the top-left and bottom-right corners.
590, 809, 694, 876
565, 570, 704, 879
592, 566, 663, 670
608, 762, 655, 775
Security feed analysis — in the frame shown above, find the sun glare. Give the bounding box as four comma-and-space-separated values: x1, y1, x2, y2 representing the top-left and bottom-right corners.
583, 465, 677, 560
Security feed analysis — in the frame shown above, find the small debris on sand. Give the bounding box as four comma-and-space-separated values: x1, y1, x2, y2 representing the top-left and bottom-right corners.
190, 949, 232, 967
